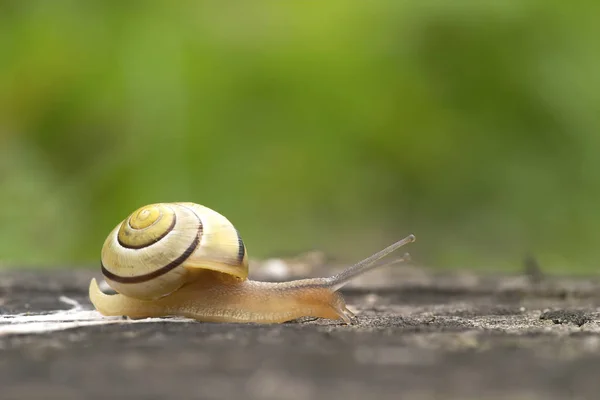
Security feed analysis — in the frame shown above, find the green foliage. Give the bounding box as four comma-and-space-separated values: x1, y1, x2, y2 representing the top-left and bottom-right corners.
1, 1, 599, 273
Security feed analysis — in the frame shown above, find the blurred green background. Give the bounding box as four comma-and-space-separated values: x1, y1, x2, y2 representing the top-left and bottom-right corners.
1, 1, 598, 274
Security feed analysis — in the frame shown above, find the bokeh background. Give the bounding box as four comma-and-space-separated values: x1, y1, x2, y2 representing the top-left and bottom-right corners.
1, 1, 598, 274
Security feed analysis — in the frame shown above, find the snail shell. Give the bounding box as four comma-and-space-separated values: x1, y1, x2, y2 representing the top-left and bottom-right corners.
100, 202, 248, 300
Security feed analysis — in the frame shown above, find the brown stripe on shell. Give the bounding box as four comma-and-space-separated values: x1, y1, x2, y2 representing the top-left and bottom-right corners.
235, 229, 246, 265
103, 208, 204, 284
117, 212, 177, 250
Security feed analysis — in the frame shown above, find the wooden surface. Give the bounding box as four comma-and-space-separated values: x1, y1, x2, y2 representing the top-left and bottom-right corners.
2, 266, 600, 400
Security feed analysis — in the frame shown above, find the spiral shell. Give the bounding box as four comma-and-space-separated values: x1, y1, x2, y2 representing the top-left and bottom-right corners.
100, 202, 248, 300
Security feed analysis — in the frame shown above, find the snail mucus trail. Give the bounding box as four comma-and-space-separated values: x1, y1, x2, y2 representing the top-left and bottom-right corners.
89, 202, 416, 324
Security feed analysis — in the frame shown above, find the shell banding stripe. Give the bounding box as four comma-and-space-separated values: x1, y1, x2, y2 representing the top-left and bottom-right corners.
235, 229, 246, 264
102, 205, 204, 284
117, 212, 177, 249
116, 204, 178, 250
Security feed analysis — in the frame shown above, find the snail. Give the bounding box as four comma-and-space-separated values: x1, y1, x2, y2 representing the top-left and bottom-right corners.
88, 202, 415, 324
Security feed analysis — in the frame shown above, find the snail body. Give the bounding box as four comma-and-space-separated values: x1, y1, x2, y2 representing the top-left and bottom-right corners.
89, 202, 415, 324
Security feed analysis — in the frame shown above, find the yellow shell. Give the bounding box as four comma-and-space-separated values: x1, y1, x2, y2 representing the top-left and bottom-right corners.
100, 202, 248, 300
